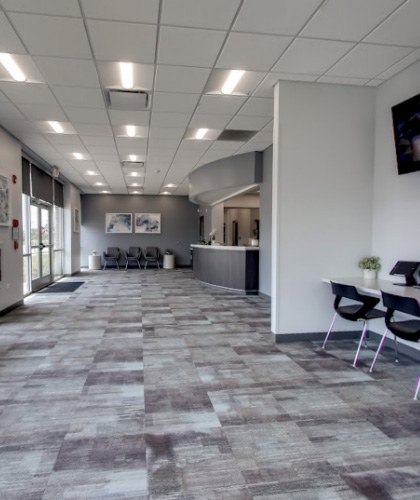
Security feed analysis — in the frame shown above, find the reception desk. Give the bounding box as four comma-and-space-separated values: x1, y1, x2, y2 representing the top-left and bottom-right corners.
191, 244, 259, 294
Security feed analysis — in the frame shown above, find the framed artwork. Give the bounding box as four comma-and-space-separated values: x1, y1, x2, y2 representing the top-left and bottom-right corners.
0, 172, 11, 226
135, 213, 161, 234
105, 213, 132, 234
73, 208, 80, 233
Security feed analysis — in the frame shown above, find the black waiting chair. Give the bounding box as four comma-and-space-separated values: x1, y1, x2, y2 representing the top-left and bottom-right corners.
322, 281, 385, 367
143, 247, 160, 269
369, 291, 420, 400
103, 247, 121, 269
125, 246, 142, 270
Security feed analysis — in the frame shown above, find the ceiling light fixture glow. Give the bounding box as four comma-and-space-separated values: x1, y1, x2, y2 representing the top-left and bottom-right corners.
119, 62, 134, 89
95, 182, 104, 186
221, 69, 245, 95
129, 154, 137, 162
73, 152, 83, 160
101, 190, 110, 194
126, 125, 136, 137
195, 128, 208, 140
0, 53, 26, 82
48, 121, 64, 134
85, 170, 98, 176
164, 183, 177, 188
161, 191, 171, 195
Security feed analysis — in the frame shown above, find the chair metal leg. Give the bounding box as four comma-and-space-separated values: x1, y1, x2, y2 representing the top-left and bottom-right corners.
414, 375, 420, 400
352, 320, 368, 368
369, 328, 388, 373
394, 335, 399, 363
322, 312, 337, 350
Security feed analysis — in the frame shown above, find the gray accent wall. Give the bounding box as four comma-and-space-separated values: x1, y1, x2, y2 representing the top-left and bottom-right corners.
80, 195, 199, 267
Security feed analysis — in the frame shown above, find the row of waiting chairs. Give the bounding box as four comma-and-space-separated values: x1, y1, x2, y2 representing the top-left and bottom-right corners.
103, 246, 160, 270
323, 281, 420, 400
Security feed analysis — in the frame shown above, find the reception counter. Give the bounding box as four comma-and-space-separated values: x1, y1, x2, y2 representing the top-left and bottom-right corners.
191, 244, 259, 294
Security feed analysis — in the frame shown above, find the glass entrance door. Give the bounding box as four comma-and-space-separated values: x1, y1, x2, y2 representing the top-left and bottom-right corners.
30, 203, 53, 291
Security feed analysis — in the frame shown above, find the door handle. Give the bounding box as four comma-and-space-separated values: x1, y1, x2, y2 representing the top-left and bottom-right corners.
39, 243, 45, 250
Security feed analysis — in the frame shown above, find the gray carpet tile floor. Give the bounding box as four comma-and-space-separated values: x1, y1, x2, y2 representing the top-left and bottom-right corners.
0, 268, 419, 499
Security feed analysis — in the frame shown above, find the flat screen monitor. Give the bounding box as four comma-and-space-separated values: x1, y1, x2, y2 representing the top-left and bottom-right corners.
389, 260, 420, 286
391, 92, 420, 175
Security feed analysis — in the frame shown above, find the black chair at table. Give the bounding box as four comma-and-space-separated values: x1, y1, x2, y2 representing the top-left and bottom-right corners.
322, 281, 385, 367
143, 246, 160, 269
125, 246, 142, 270
369, 291, 420, 400
103, 247, 121, 269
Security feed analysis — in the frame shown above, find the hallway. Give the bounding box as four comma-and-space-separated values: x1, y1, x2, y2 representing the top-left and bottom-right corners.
0, 269, 419, 499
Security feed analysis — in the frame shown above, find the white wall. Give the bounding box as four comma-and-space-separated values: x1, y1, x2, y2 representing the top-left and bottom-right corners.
259, 146, 272, 297
64, 183, 81, 276
372, 60, 420, 278
272, 81, 376, 334
0, 128, 23, 312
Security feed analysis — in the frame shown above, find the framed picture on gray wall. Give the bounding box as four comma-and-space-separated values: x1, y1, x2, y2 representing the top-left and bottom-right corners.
135, 213, 161, 234
105, 213, 132, 234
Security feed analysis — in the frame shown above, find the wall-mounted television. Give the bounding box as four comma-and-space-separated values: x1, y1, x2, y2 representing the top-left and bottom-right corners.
391, 92, 420, 175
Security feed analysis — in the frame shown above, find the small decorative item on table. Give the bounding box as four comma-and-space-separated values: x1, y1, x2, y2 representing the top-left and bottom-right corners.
358, 256, 381, 279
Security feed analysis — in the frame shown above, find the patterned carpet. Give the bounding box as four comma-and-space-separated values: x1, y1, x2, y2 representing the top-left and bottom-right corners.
0, 269, 419, 499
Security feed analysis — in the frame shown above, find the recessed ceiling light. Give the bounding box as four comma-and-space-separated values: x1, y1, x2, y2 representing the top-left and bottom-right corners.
73, 152, 83, 160
119, 62, 134, 89
48, 121, 64, 134
164, 183, 177, 188
126, 125, 136, 137
221, 70, 245, 95
126, 171, 143, 177
129, 154, 137, 162
85, 170, 99, 176
161, 191, 171, 195
130, 191, 142, 195
129, 182, 141, 187
101, 190, 110, 194
95, 182, 104, 186
0, 53, 26, 82
195, 128, 208, 140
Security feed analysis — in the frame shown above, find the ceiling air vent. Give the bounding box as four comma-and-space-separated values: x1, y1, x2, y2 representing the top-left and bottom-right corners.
216, 129, 257, 142
108, 90, 149, 110
122, 161, 144, 168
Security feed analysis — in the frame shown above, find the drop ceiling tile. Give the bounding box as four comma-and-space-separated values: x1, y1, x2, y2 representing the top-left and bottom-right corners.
70, 160, 97, 170
63, 106, 109, 124
216, 32, 292, 71
152, 92, 200, 113
34, 57, 100, 87
233, 0, 323, 36
108, 109, 150, 126
95, 160, 121, 170
0, 12, 27, 53
155, 65, 211, 93
0, 83, 58, 105
97, 62, 154, 90
87, 20, 157, 63
327, 43, 414, 79
208, 140, 244, 152
80, 135, 115, 146
252, 72, 318, 97
189, 113, 233, 129
161, 0, 241, 29
0, 101, 27, 121
150, 112, 191, 128
197, 95, 246, 115
16, 103, 67, 121
272, 38, 355, 74
178, 140, 212, 152
89, 152, 119, 162
2, 0, 81, 16
52, 86, 105, 109
158, 26, 226, 67
317, 76, 370, 86
81, 0, 158, 23
45, 134, 84, 147
227, 114, 272, 130
116, 137, 148, 150
238, 97, 273, 117
149, 127, 186, 140
376, 48, 420, 79
73, 123, 113, 136
301, 0, 404, 42
10, 13, 91, 58
365, 1, 420, 47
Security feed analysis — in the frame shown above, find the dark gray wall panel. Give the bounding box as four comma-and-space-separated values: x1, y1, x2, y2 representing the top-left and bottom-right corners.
80, 195, 199, 267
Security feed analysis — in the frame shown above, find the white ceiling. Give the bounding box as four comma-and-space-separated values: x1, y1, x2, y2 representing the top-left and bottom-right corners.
0, 0, 419, 196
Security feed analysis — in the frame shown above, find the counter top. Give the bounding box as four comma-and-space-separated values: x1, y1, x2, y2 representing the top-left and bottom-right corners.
190, 244, 259, 251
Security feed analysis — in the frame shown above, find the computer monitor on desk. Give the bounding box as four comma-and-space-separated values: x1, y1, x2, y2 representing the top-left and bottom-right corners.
390, 261, 420, 286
